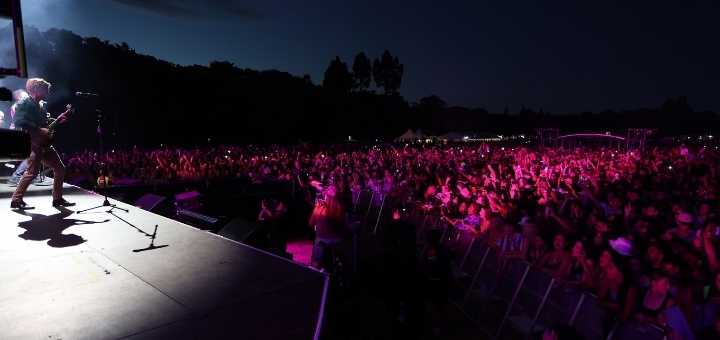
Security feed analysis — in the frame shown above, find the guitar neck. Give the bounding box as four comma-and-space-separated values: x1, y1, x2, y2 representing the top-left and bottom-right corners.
47, 118, 61, 130
47, 106, 72, 130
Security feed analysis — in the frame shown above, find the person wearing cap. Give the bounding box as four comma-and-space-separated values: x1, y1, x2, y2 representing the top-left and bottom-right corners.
610, 237, 634, 257
663, 212, 697, 244
596, 246, 639, 338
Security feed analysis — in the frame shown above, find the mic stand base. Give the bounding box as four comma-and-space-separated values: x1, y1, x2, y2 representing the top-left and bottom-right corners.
76, 201, 129, 214
75, 109, 130, 215
133, 225, 168, 252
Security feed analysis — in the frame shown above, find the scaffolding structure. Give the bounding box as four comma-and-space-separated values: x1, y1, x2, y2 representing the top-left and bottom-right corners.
626, 128, 656, 152
534, 128, 559, 149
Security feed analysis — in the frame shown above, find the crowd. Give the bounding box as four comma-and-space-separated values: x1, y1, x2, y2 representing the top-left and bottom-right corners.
13, 139, 720, 339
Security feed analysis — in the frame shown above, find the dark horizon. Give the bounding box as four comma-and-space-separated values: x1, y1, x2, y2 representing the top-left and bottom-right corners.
4, 0, 719, 116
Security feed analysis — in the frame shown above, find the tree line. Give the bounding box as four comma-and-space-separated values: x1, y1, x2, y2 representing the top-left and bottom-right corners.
0, 26, 716, 154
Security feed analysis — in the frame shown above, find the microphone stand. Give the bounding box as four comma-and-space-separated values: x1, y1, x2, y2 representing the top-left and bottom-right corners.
77, 110, 128, 214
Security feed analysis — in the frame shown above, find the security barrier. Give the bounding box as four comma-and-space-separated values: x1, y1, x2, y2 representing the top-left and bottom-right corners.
611, 318, 665, 340
351, 189, 397, 234
404, 209, 666, 340
348, 196, 666, 340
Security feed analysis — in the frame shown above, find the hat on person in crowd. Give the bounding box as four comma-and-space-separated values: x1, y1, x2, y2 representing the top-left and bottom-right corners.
518, 216, 532, 226
676, 212, 693, 224
609, 237, 633, 256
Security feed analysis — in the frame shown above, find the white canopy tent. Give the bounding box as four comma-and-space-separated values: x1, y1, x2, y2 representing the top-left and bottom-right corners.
437, 132, 466, 141
394, 128, 421, 141
437, 131, 502, 142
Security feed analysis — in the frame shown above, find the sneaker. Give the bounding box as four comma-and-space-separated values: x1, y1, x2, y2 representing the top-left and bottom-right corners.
10, 201, 34, 210
34, 178, 53, 186
52, 198, 76, 207
7, 177, 19, 186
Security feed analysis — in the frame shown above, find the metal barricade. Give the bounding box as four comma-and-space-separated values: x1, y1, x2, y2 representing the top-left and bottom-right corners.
351, 189, 361, 205
352, 190, 396, 235
484, 259, 533, 338
610, 319, 665, 340
416, 214, 441, 245
570, 291, 606, 340
498, 265, 555, 338
352, 190, 373, 221
532, 282, 585, 335
406, 209, 615, 340
449, 239, 487, 307
371, 193, 396, 234
462, 246, 507, 329
452, 232, 477, 267
419, 219, 451, 255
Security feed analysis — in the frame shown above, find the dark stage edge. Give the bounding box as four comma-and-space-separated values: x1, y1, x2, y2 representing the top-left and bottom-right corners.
0, 183, 328, 340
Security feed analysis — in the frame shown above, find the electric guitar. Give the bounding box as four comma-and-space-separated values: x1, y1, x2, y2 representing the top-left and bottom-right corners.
28, 104, 73, 147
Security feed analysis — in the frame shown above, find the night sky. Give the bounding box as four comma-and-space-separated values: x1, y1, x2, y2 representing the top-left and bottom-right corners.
10, 0, 720, 115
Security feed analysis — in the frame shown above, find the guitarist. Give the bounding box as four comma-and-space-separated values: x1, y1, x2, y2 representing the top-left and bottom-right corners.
7, 90, 52, 186
10, 78, 75, 210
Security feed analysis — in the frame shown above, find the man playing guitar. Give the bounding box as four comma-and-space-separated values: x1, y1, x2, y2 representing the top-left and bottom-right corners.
10, 78, 75, 210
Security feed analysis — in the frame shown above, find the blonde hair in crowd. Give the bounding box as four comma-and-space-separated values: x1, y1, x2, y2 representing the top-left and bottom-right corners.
26, 78, 51, 95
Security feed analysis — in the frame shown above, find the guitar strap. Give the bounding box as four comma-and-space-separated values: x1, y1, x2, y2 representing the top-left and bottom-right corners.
30, 140, 50, 153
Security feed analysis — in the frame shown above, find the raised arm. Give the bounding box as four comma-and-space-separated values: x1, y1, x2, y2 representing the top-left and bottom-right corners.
703, 229, 720, 273
548, 208, 575, 234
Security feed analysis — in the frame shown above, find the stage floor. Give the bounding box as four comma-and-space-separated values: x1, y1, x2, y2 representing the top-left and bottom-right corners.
0, 182, 328, 340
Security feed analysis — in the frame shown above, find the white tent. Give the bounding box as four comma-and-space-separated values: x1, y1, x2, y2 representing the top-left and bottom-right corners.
394, 128, 420, 141
437, 132, 466, 141
436, 131, 501, 142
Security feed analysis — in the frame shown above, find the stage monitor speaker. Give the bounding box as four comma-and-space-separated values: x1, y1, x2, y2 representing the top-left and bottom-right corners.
218, 218, 267, 249
178, 209, 222, 231
174, 190, 201, 209
0, 129, 30, 162
115, 178, 143, 185
133, 194, 166, 212
68, 176, 93, 190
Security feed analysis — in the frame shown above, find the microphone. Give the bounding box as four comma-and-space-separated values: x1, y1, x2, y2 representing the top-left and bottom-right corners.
76, 92, 99, 97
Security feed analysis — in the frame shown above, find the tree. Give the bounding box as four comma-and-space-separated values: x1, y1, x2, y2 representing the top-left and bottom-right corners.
301, 74, 313, 85
351, 52, 372, 92
322, 56, 352, 93
372, 49, 404, 95
209, 60, 239, 77
419, 95, 446, 110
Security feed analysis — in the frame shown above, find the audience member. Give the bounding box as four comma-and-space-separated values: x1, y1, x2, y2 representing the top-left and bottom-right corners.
25, 137, 720, 336
663, 276, 716, 340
